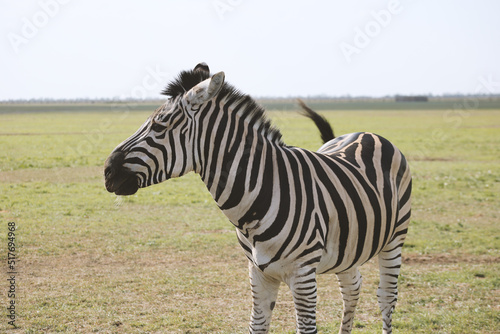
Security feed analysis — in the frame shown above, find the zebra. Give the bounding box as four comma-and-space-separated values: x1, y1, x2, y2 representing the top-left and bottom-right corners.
104, 63, 412, 334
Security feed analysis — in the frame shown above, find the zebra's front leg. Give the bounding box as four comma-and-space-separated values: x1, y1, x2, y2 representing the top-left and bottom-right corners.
289, 268, 318, 334
336, 268, 363, 334
248, 262, 280, 333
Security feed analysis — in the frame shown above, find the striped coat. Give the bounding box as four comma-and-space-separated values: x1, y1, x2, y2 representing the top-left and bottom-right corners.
104, 63, 411, 334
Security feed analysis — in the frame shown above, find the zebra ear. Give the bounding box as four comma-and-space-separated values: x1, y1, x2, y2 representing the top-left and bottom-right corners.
194, 62, 210, 75
185, 71, 225, 105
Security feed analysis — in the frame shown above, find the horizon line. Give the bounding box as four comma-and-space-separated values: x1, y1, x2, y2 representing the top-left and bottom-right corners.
2, 93, 500, 104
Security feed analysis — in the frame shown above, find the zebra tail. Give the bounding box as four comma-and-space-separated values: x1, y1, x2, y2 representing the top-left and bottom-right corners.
297, 99, 335, 143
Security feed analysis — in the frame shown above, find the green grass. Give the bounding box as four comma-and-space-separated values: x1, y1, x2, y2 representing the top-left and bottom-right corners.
0, 104, 499, 333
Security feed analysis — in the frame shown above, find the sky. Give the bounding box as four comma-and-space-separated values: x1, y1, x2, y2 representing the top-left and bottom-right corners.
1, 0, 499, 100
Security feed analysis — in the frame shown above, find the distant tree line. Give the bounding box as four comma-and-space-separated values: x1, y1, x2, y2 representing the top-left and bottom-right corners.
395, 95, 428, 102
1, 94, 499, 104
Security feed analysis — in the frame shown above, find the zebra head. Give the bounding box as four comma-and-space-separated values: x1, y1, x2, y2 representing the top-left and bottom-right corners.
104, 63, 225, 195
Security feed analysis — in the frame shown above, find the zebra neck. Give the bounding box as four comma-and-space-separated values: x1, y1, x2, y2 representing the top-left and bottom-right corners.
195, 95, 284, 230
200, 126, 280, 230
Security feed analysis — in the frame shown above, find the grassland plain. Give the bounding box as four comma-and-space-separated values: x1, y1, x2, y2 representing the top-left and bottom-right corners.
0, 102, 499, 333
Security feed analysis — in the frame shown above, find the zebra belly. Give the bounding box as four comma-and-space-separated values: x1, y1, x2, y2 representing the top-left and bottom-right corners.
314, 189, 397, 275
316, 238, 376, 274
315, 202, 392, 275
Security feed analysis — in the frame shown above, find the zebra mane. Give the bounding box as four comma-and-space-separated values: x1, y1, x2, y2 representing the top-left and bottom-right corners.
162, 67, 284, 146
225, 87, 284, 146
161, 67, 211, 97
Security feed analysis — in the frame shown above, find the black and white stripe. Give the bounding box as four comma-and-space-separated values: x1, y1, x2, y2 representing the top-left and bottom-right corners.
104, 63, 412, 334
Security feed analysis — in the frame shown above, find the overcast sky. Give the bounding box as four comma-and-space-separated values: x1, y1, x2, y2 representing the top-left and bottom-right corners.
1, 0, 499, 100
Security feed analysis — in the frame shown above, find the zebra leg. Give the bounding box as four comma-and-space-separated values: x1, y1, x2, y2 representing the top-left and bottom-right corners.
248, 262, 280, 334
377, 241, 404, 334
288, 269, 318, 334
336, 268, 362, 334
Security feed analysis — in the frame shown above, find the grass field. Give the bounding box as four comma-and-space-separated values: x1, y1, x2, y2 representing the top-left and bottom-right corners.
0, 102, 499, 333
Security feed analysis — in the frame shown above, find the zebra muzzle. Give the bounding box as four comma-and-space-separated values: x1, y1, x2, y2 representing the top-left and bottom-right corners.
104, 151, 140, 196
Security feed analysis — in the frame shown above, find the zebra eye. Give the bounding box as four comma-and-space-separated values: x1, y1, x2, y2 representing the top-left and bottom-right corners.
151, 122, 166, 132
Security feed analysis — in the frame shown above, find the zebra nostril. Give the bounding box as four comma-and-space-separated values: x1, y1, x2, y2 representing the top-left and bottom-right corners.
104, 150, 126, 180
104, 165, 114, 179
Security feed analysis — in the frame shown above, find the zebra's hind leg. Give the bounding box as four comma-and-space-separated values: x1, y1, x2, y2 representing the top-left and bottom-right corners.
377, 240, 405, 334
336, 268, 362, 334
248, 262, 280, 333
